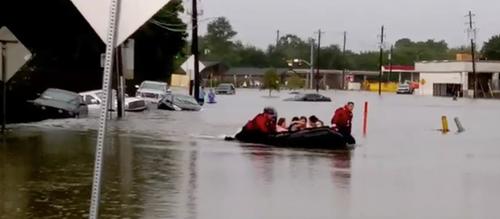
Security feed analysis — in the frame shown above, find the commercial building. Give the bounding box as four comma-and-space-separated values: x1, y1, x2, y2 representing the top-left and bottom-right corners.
415, 61, 500, 98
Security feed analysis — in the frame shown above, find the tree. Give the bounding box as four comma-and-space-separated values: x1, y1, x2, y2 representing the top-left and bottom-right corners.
482, 35, 500, 60
262, 69, 280, 96
201, 17, 239, 64
133, 0, 187, 84
287, 74, 305, 90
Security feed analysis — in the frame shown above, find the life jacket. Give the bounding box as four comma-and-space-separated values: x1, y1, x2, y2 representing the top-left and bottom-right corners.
331, 106, 353, 133
244, 113, 275, 134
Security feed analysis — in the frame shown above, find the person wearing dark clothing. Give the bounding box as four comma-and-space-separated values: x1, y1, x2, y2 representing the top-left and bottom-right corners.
309, 115, 324, 128
331, 102, 356, 145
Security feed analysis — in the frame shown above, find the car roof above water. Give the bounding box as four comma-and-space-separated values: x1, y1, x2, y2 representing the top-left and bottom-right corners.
44, 88, 79, 96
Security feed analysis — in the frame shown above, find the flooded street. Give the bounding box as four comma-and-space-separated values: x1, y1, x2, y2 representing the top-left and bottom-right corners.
2, 89, 500, 219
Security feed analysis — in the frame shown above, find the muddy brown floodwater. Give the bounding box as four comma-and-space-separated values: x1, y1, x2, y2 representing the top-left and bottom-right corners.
2, 89, 500, 219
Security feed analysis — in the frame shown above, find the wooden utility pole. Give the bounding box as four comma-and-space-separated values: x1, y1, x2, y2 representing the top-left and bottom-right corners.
341, 31, 347, 90
315, 29, 324, 93
0, 40, 17, 134
192, 0, 200, 101
467, 11, 477, 98
378, 25, 385, 96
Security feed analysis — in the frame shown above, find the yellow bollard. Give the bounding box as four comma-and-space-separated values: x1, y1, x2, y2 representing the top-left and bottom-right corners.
441, 116, 450, 134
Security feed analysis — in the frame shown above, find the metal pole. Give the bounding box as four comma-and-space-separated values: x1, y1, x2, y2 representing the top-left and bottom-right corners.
192, 0, 200, 101
316, 29, 322, 93
310, 39, 314, 89
89, 0, 120, 217
378, 25, 385, 96
342, 31, 347, 90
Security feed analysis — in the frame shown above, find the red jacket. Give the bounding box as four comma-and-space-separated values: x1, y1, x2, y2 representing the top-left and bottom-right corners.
331, 106, 353, 133
244, 113, 276, 134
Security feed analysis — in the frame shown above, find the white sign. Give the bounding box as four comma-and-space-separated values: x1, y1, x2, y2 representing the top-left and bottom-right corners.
0, 27, 32, 81
70, 0, 171, 46
180, 55, 206, 80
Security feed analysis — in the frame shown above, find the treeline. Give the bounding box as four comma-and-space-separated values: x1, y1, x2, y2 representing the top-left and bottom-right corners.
192, 17, 500, 71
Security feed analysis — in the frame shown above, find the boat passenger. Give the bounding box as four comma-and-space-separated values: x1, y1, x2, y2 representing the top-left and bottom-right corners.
276, 118, 288, 132
331, 102, 356, 144
300, 116, 308, 128
309, 115, 324, 128
242, 107, 278, 135
288, 117, 301, 132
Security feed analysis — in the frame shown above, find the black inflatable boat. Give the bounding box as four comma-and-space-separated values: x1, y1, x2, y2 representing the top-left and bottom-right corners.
232, 127, 349, 150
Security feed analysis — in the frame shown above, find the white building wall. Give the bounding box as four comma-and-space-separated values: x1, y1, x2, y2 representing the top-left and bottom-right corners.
419, 72, 464, 96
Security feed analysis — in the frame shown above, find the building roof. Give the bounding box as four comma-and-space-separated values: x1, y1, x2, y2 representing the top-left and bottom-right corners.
416, 60, 500, 73
382, 65, 416, 73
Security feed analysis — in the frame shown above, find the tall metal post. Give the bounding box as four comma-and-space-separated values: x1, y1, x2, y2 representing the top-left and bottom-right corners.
89, 0, 120, 217
192, 0, 200, 101
378, 25, 385, 96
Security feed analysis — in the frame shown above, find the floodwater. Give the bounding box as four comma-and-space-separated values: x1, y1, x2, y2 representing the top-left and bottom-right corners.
2, 89, 500, 219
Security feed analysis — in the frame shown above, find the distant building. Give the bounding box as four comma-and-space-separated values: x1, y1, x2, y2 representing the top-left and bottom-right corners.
415, 61, 500, 98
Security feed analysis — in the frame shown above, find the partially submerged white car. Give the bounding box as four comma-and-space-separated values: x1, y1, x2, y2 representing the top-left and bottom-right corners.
80, 90, 148, 112
135, 81, 170, 104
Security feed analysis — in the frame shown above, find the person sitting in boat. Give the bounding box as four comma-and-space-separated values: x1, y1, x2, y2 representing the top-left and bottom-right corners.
276, 118, 288, 132
308, 115, 324, 128
331, 102, 356, 145
289, 116, 307, 132
242, 107, 278, 135
300, 116, 309, 128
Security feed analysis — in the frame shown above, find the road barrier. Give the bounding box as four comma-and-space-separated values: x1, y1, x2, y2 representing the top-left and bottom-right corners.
441, 116, 450, 134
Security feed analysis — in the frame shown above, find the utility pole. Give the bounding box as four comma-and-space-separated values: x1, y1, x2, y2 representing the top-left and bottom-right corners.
0, 40, 17, 134
341, 31, 347, 90
309, 38, 314, 89
315, 29, 324, 93
276, 30, 280, 47
388, 45, 393, 81
192, 0, 200, 102
378, 25, 385, 96
467, 11, 477, 98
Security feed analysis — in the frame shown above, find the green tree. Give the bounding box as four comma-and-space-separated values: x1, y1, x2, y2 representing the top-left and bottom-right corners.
262, 69, 280, 96
133, 0, 187, 82
287, 74, 305, 90
482, 35, 500, 60
200, 17, 240, 64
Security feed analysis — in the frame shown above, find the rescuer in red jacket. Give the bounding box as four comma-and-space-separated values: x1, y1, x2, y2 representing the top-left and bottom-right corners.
331, 102, 356, 144
244, 107, 278, 134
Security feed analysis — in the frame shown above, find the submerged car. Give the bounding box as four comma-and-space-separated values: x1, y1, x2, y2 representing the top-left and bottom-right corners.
158, 93, 201, 111
30, 88, 88, 119
135, 80, 170, 103
284, 93, 332, 102
396, 84, 414, 94
80, 90, 148, 112
215, 83, 236, 95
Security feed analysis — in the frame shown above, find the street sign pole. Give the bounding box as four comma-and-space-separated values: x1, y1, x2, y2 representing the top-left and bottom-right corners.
0, 40, 18, 134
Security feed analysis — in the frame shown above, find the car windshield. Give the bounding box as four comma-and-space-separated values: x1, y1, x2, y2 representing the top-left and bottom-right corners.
173, 95, 199, 105
399, 84, 409, 88
141, 82, 165, 91
42, 89, 78, 103
218, 84, 232, 89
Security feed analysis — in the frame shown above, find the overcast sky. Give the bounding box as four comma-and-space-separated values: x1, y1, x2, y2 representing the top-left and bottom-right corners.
181, 0, 499, 52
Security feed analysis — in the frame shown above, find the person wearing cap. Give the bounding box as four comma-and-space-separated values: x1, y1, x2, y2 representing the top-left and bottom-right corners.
243, 107, 278, 135
331, 102, 356, 144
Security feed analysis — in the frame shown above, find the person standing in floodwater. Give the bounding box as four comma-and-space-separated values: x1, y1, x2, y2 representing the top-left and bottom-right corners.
331, 102, 356, 145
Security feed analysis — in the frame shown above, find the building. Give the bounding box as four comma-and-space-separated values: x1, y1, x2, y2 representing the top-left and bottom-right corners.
415, 61, 500, 98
